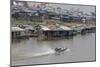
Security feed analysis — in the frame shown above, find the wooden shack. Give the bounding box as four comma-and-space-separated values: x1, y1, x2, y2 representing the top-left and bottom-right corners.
12, 27, 26, 38
37, 25, 74, 40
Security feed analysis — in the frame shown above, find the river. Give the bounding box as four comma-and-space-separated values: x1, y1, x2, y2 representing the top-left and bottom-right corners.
11, 33, 96, 66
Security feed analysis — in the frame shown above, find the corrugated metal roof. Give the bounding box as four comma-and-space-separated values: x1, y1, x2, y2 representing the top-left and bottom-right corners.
12, 27, 25, 32
40, 25, 72, 31
60, 25, 72, 30
40, 25, 50, 31
23, 25, 34, 30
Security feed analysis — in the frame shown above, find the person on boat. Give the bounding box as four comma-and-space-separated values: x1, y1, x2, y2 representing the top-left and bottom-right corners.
55, 47, 67, 53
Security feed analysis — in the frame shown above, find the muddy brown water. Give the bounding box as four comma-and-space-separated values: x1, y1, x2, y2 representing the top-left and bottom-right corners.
11, 33, 95, 66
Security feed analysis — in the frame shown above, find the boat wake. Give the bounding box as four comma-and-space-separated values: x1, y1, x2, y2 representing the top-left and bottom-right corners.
13, 46, 71, 61
19, 48, 70, 58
